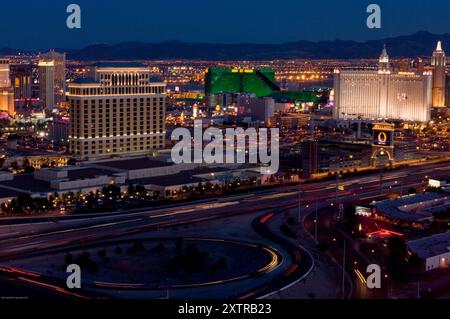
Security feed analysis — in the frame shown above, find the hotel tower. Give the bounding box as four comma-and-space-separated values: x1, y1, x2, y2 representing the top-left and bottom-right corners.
431, 41, 446, 107
68, 63, 166, 160
38, 50, 66, 110
0, 59, 14, 115
333, 46, 432, 122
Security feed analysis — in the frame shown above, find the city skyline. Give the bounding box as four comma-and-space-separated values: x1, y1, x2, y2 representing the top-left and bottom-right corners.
0, 1, 449, 308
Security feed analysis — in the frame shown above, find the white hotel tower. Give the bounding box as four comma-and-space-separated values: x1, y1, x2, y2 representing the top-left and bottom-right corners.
333, 46, 432, 123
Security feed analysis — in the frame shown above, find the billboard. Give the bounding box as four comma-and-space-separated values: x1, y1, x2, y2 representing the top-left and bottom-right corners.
373, 129, 392, 147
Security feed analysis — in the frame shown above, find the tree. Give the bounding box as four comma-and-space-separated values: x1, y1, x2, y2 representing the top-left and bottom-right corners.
22, 159, 35, 174
10, 162, 18, 171
102, 184, 121, 200
205, 182, 213, 192
196, 182, 205, 195
16, 194, 33, 213
127, 184, 136, 196
135, 185, 147, 198
181, 185, 189, 194
85, 192, 98, 207
75, 251, 98, 273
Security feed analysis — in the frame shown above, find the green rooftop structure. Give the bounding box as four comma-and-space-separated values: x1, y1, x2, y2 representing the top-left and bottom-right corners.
205, 68, 280, 97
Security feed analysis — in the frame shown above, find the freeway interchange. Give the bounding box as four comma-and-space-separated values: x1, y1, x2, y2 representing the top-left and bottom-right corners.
0, 160, 448, 299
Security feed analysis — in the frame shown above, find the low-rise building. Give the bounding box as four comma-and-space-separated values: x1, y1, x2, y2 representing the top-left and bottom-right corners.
373, 193, 450, 225
34, 167, 126, 193
408, 232, 450, 271
132, 172, 220, 199
0, 166, 124, 197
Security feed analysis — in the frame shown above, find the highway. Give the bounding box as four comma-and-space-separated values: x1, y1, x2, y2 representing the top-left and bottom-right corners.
0, 161, 448, 299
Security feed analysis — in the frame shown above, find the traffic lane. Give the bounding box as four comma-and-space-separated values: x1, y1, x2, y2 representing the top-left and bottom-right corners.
304, 206, 388, 299
0, 201, 286, 260
242, 212, 313, 299
0, 272, 78, 300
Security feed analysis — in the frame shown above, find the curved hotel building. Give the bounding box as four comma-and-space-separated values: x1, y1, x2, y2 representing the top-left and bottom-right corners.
68, 63, 166, 160
333, 46, 433, 123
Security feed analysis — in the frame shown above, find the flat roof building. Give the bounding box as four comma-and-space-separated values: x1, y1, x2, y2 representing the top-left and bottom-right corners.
374, 192, 449, 224
408, 232, 450, 271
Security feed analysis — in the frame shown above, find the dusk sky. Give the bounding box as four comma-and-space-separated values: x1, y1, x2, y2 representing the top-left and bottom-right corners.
1, 0, 450, 50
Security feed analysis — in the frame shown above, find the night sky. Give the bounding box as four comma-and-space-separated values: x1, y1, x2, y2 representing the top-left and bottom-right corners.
1, 0, 450, 50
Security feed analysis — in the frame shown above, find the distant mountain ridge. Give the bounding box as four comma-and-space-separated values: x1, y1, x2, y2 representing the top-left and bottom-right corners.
1, 31, 449, 60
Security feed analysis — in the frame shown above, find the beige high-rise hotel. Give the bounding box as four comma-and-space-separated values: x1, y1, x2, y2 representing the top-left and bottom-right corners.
38, 50, 66, 110
68, 62, 166, 160
333, 46, 432, 123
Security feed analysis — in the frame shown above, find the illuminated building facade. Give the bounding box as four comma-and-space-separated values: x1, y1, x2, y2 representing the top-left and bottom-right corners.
10, 64, 33, 100
38, 50, 66, 109
371, 122, 395, 166
0, 59, 14, 115
237, 96, 275, 123
431, 41, 446, 107
38, 60, 55, 110
68, 62, 166, 160
333, 47, 432, 122
446, 75, 450, 107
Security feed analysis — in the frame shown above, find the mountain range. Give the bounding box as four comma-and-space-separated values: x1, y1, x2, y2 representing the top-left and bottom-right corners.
1, 31, 449, 60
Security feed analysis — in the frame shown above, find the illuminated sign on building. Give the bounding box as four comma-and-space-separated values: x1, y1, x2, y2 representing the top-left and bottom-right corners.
356, 206, 372, 217
371, 122, 395, 166
373, 130, 392, 147
372, 123, 394, 147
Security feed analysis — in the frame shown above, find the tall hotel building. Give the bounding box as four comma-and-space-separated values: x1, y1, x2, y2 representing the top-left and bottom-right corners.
333, 46, 432, 123
38, 60, 55, 110
431, 41, 446, 107
0, 59, 14, 115
38, 50, 66, 110
10, 64, 33, 100
68, 62, 166, 160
